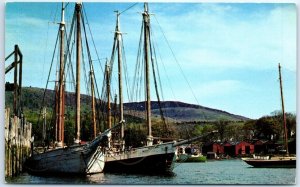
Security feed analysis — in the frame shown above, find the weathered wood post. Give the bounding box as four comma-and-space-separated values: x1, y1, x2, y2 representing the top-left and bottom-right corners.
13, 116, 17, 176
18, 46, 23, 116
13, 45, 18, 116
20, 114, 24, 172
5, 111, 32, 177
5, 109, 10, 177
5, 45, 28, 178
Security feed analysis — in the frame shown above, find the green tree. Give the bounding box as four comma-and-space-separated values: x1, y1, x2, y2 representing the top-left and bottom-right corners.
225, 123, 244, 141
255, 116, 281, 141
214, 119, 229, 141
243, 120, 256, 140
124, 126, 146, 148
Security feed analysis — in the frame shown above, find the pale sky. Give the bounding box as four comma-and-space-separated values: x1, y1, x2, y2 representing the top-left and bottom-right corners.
4, 2, 297, 119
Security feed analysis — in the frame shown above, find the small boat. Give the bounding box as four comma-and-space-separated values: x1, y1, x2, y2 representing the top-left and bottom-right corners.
243, 64, 296, 168
177, 146, 206, 162
243, 156, 296, 168
177, 154, 207, 163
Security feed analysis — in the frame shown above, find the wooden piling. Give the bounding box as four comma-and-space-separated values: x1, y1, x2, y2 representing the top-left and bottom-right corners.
5, 108, 32, 178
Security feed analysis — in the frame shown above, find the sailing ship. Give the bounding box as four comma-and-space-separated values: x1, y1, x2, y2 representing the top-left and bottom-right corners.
103, 3, 217, 174
243, 63, 296, 168
24, 3, 110, 175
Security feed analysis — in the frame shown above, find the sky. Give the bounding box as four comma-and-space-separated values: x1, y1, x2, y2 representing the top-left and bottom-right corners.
4, 1, 297, 119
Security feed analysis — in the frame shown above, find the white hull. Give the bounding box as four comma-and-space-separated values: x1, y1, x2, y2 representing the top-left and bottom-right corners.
24, 134, 108, 175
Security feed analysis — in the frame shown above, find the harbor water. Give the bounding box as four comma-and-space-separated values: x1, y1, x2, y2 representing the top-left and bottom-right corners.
6, 159, 296, 185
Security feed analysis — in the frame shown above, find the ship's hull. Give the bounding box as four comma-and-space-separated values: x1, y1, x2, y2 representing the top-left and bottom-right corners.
24, 135, 107, 175
243, 157, 296, 168
104, 142, 176, 174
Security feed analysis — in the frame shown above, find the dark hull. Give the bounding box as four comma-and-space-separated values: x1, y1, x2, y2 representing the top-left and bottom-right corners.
244, 159, 296, 168
104, 152, 176, 174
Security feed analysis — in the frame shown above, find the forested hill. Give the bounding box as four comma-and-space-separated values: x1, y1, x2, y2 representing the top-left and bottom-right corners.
5, 87, 249, 122
124, 101, 249, 122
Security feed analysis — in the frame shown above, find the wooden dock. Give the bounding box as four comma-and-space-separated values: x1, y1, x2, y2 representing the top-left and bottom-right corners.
5, 108, 32, 177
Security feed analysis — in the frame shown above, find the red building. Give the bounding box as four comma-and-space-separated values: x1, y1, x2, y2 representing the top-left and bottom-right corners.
223, 141, 254, 156
235, 141, 254, 155
202, 141, 255, 157
202, 142, 224, 155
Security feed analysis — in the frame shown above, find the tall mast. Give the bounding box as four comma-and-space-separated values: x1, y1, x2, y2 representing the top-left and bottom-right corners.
75, 2, 82, 144
57, 2, 65, 147
143, 3, 153, 146
106, 62, 112, 129
114, 94, 117, 127
278, 63, 289, 156
42, 107, 47, 143
90, 70, 96, 139
115, 11, 125, 144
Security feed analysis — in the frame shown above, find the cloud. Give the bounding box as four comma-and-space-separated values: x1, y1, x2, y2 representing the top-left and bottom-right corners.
149, 3, 296, 72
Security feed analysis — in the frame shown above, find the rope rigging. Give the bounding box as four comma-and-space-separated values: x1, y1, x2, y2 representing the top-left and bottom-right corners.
80, 6, 103, 130
37, 29, 60, 129
148, 27, 168, 132
153, 14, 208, 121
39, 3, 108, 142
130, 10, 170, 135
38, 2, 205, 143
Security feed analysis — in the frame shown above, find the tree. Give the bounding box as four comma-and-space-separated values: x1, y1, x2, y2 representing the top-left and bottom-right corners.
255, 116, 281, 141
270, 111, 296, 139
243, 120, 256, 140
225, 123, 244, 141
285, 113, 296, 139
214, 119, 229, 141
124, 126, 146, 148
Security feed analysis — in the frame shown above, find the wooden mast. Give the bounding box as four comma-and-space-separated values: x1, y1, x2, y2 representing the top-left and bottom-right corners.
143, 3, 153, 146
113, 94, 117, 127
106, 62, 112, 129
57, 2, 65, 147
106, 62, 112, 148
115, 11, 125, 149
42, 107, 47, 142
55, 75, 59, 142
90, 70, 96, 139
75, 2, 82, 144
278, 63, 289, 156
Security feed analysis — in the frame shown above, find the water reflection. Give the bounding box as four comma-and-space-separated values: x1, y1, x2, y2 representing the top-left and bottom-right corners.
86, 173, 108, 184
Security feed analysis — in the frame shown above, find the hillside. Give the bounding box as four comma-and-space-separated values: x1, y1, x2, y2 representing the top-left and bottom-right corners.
124, 101, 248, 122
5, 87, 249, 122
